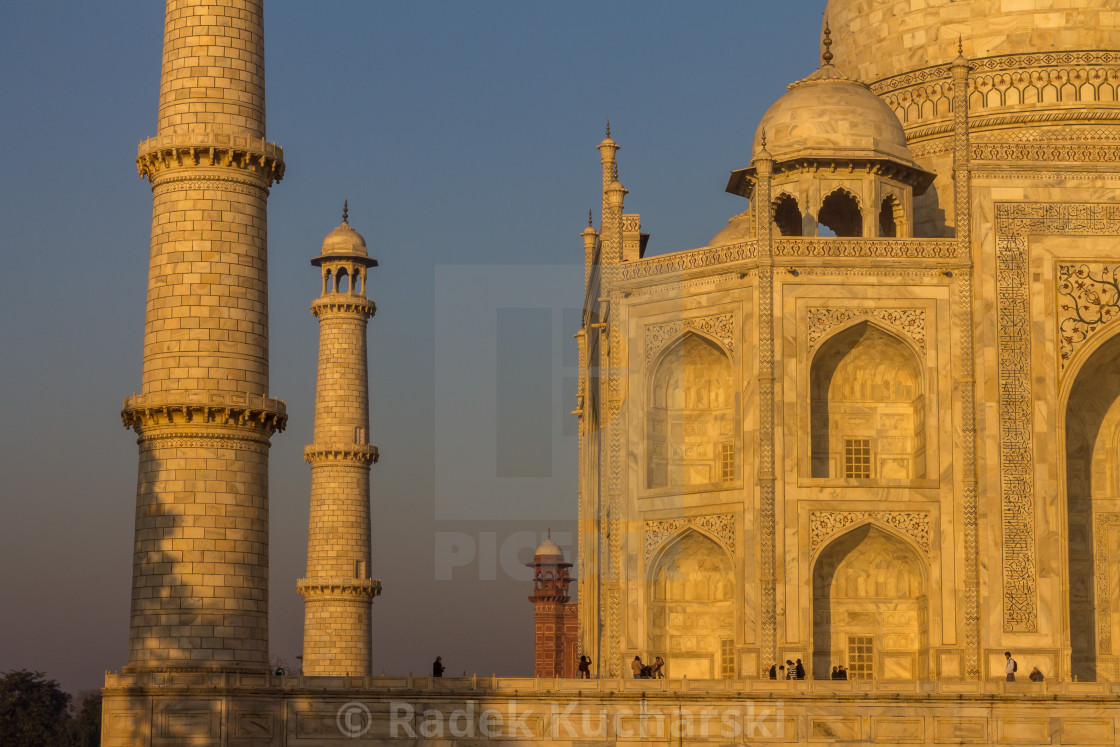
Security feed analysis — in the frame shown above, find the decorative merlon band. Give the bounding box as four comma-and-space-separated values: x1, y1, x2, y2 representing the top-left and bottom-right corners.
871, 50, 1120, 94
311, 297, 377, 317
973, 142, 1120, 163
775, 238, 957, 259
297, 578, 382, 599
304, 444, 379, 465
137, 133, 284, 184
121, 391, 287, 433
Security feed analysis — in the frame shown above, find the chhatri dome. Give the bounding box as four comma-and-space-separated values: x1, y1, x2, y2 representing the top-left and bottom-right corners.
747, 53, 919, 169
718, 26, 933, 242
319, 200, 369, 257
824, 0, 1120, 83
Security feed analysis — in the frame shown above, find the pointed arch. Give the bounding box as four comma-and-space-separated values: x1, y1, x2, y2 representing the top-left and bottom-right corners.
336, 267, 349, 293
812, 524, 929, 680
879, 194, 901, 238
809, 321, 925, 480
819, 187, 863, 237
647, 528, 735, 679
647, 332, 736, 489
1062, 329, 1120, 681
772, 192, 803, 237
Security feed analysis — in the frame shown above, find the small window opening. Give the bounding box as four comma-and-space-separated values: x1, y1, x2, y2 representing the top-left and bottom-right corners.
844, 438, 872, 479
773, 194, 802, 236
847, 635, 874, 680
324, 269, 333, 294
336, 268, 349, 293
818, 189, 862, 237
354, 272, 363, 296
720, 638, 736, 679
720, 443, 735, 481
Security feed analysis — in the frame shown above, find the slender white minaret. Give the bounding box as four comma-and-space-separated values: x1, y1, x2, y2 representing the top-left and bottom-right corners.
297, 204, 381, 676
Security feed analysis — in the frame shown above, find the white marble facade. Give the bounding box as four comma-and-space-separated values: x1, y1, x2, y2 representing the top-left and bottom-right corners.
575, 0, 1120, 684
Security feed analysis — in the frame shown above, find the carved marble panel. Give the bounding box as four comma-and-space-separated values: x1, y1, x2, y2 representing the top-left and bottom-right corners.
644, 313, 735, 366
807, 307, 927, 354
809, 511, 931, 557
1057, 263, 1120, 373
995, 202, 1120, 633
643, 514, 735, 563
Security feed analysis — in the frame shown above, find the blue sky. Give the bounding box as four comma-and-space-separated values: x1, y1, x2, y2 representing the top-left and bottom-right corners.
0, 1, 823, 694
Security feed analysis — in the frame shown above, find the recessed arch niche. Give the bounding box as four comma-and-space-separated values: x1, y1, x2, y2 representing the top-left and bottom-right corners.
648, 528, 734, 679
809, 321, 925, 480
647, 332, 735, 489
1065, 331, 1120, 681
812, 524, 928, 680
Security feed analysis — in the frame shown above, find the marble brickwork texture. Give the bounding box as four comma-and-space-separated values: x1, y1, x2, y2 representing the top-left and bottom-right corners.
120, 0, 285, 672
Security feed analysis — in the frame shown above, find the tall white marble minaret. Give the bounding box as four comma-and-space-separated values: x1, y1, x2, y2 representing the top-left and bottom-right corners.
297, 205, 381, 676
120, 0, 286, 672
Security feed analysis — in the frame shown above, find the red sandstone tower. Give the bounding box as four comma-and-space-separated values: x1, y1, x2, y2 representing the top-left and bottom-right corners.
527, 538, 578, 678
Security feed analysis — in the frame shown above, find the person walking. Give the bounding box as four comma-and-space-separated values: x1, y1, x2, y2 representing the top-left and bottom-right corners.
653, 656, 665, 679
578, 655, 592, 679
768, 663, 777, 680
1004, 651, 1017, 682
785, 660, 796, 680
794, 659, 806, 680
432, 656, 445, 677
631, 656, 643, 679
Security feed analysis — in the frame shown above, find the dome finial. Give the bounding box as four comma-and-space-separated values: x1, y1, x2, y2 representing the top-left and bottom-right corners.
588, 209, 594, 227
606, 119, 611, 138
342, 200, 349, 225
958, 35, 963, 55
761, 131, 767, 148
822, 17, 834, 66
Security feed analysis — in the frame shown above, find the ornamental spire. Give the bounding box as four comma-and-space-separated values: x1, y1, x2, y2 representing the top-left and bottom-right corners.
822, 18, 834, 66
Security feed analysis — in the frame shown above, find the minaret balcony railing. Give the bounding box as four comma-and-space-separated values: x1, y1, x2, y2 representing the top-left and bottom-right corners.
303, 444, 379, 465
121, 391, 287, 432
137, 132, 285, 183
296, 578, 382, 599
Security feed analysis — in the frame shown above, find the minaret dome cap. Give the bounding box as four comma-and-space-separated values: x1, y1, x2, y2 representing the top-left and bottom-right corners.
321, 220, 368, 257
533, 538, 565, 560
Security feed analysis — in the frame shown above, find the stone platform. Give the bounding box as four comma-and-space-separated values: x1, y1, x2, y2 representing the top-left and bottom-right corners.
102, 672, 1120, 745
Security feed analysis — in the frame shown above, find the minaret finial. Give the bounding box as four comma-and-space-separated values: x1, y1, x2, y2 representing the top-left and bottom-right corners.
761, 131, 767, 148
958, 35, 963, 55
606, 119, 611, 138
822, 18, 834, 66
588, 210, 594, 227
547, 528, 551, 540
342, 200, 349, 224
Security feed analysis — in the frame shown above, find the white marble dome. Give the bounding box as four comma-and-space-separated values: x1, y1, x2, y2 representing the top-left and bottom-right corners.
752, 63, 917, 166
320, 220, 368, 257
823, 0, 1120, 84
